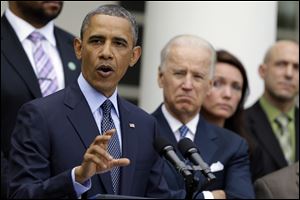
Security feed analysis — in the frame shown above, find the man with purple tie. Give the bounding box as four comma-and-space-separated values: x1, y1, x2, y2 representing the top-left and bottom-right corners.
1, 2, 80, 198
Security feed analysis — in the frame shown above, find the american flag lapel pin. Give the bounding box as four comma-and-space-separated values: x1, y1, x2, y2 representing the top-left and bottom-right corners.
129, 123, 135, 128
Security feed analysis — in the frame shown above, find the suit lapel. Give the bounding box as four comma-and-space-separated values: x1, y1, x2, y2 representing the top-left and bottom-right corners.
152, 105, 183, 157
1, 16, 41, 98
117, 97, 138, 195
65, 83, 113, 194
193, 117, 218, 165
251, 102, 287, 167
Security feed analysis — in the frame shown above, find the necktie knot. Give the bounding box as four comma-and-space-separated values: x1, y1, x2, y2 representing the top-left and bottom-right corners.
179, 125, 189, 139
275, 114, 290, 130
101, 99, 113, 115
28, 31, 44, 44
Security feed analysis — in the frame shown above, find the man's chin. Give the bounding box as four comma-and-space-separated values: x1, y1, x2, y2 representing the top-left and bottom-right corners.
176, 105, 195, 114
274, 93, 297, 102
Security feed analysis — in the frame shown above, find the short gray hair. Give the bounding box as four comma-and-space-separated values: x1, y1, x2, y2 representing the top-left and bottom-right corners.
160, 34, 216, 79
80, 4, 138, 46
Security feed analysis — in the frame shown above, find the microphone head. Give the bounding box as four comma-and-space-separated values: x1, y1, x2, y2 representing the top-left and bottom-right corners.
154, 136, 174, 155
178, 137, 198, 157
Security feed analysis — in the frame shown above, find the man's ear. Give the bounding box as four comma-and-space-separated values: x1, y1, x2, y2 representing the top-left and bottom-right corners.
259, 64, 266, 79
158, 66, 164, 88
74, 38, 82, 60
129, 46, 142, 67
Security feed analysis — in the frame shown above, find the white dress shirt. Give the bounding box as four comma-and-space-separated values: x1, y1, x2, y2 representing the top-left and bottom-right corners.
161, 104, 199, 142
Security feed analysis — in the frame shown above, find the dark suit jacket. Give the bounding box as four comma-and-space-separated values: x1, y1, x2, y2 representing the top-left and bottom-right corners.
1, 152, 8, 199
1, 15, 81, 159
245, 101, 299, 178
152, 105, 255, 199
254, 161, 299, 199
8, 83, 183, 199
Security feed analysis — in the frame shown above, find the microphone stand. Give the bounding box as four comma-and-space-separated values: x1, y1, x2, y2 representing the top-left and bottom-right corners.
183, 172, 196, 200
184, 165, 216, 200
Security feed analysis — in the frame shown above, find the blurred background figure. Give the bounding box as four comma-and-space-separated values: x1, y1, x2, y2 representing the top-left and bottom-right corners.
201, 50, 263, 180
245, 40, 299, 179
254, 161, 299, 199
1, 1, 80, 198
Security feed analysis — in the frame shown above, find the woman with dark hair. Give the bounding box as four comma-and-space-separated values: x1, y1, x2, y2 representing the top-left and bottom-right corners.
201, 49, 262, 180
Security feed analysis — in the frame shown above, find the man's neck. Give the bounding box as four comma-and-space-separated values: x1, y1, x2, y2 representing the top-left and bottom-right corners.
263, 93, 295, 113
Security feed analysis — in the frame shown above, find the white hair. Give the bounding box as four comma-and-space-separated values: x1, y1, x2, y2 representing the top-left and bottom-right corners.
160, 34, 216, 79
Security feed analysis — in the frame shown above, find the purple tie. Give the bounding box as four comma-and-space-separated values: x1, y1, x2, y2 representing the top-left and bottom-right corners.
28, 31, 58, 97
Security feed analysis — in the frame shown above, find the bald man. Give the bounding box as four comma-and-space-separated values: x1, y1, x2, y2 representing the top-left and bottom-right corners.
245, 40, 299, 179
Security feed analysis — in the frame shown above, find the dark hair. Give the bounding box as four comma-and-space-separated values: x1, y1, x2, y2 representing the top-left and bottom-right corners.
80, 4, 138, 46
216, 50, 254, 154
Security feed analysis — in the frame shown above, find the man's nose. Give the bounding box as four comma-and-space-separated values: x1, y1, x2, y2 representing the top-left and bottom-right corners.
100, 42, 113, 59
182, 75, 193, 89
285, 64, 294, 79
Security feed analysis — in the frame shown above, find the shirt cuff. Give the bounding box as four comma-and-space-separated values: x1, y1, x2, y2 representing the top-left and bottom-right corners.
203, 191, 214, 199
71, 167, 92, 198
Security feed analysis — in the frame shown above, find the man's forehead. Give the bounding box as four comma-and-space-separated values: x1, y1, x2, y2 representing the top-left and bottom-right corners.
84, 14, 133, 41
89, 14, 132, 28
272, 45, 299, 60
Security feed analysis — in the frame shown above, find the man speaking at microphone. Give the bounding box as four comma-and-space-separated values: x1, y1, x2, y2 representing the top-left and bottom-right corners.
152, 35, 254, 199
8, 5, 186, 199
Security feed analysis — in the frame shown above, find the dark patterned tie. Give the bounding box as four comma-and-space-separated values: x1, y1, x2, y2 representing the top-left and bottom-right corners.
101, 99, 121, 194
179, 125, 189, 139
28, 31, 58, 97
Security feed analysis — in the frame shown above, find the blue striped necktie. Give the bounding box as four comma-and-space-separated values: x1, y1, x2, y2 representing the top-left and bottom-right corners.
101, 99, 121, 194
28, 31, 58, 97
179, 125, 189, 139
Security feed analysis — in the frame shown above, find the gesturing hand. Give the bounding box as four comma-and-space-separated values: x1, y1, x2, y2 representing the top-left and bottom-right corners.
75, 129, 130, 183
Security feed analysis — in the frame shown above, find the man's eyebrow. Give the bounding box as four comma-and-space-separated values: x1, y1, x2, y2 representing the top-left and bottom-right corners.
113, 37, 129, 45
88, 35, 104, 41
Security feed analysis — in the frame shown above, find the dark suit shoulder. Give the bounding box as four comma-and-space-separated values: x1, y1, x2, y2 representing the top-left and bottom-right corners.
207, 121, 247, 144
245, 101, 262, 118
119, 97, 156, 121
19, 90, 65, 114
54, 26, 76, 40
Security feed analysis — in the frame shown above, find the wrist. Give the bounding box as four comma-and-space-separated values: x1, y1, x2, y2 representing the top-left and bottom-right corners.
75, 166, 87, 184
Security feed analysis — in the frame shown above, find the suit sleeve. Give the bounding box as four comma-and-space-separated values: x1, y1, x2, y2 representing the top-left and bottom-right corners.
254, 178, 273, 199
224, 139, 255, 199
8, 102, 77, 199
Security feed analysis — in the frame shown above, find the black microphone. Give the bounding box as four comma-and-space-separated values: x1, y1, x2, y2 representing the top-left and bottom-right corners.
178, 138, 216, 181
154, 136, 192, 179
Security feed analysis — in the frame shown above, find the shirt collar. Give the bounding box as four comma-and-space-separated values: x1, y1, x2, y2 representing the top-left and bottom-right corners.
78, 73, 119, 117
260, 96, 295, 122
161, 104, 199, 135
5, 8, 56, 46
